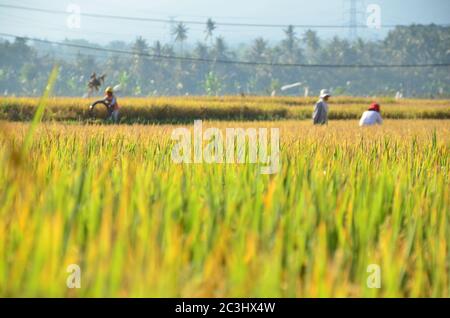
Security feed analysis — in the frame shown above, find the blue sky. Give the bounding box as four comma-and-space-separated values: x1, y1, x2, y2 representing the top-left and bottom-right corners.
0, 0, 449, 45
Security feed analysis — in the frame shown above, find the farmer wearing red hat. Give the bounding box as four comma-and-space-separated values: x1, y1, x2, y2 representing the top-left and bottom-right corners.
359, 102, 383, 126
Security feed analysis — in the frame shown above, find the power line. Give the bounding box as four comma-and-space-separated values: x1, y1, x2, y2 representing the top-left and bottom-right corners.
0, 11, 178, 39
1, 3, 448, 29
1, 32, 450, 69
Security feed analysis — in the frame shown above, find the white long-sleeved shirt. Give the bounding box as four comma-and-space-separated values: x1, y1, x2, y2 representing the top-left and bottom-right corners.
359, 110, 383, 126
312, 98, 329, 125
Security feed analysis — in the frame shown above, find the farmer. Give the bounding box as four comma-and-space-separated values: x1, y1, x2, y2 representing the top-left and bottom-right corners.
313, 89, 331, 125
90, 86, 120, 123
359, 103, 383, 126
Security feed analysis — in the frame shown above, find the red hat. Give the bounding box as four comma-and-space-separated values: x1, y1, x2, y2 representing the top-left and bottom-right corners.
369, 103, 380, 112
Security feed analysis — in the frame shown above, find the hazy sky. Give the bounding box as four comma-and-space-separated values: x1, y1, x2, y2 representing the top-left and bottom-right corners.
0, 0, 449, 45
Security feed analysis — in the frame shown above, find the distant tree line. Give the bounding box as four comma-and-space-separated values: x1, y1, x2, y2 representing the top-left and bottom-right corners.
0, 24, 449, 97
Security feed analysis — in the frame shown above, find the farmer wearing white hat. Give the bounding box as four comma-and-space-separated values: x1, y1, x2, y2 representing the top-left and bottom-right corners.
312, 89, 331, 125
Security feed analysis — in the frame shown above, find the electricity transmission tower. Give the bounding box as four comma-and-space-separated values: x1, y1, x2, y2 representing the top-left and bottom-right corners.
344, 0, 364, 40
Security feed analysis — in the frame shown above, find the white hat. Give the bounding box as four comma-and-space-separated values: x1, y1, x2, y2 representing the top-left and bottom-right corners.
319, 89, 331, 98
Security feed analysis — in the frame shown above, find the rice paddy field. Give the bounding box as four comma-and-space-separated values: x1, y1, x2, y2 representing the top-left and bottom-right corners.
1, 96, 450, 123
0, 110, 449, 297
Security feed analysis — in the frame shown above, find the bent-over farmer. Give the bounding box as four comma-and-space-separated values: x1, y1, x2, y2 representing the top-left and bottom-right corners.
359, 103, 383, 126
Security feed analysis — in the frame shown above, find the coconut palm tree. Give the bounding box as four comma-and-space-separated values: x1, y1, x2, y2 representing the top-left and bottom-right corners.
205, 18, 217, 47
248, 37, 269, 62
212, 36, 228, 61
302, 29, 320, 63
151, 40, 163, 57
172, 22, 188, 54
131, 37, 151, 95
283, 25, 297, 54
